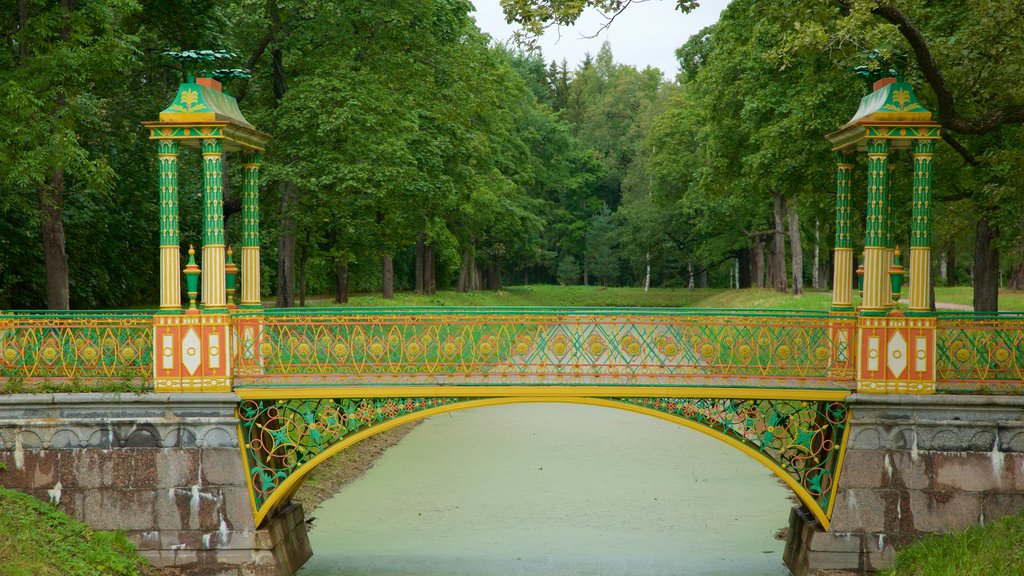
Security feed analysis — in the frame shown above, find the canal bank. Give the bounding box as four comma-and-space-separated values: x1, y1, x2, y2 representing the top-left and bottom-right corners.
297, 403, 794, 576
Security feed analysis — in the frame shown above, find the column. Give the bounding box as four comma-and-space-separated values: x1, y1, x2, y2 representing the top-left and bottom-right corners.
909, 139, 936, 313
240, 151, 262, 308
201, 138, 226, 310
885, 162, 897, 308
862, 139, 890, 313
157, 139, 181, 312
831, 152, 855, 311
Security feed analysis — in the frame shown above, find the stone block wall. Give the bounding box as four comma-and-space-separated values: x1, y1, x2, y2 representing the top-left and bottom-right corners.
0, 393, 310, 576
785, 394, 1024, 575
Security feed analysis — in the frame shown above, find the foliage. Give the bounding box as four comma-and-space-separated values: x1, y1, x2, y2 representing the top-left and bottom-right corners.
881, 510, 1024, 576
0, 487, 153, 576
2, 0, 1023, 309
556, 255, 582, 285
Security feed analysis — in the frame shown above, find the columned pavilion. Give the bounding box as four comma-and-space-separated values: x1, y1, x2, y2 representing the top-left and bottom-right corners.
826, 77, 940, 394
143, 76, 270, 392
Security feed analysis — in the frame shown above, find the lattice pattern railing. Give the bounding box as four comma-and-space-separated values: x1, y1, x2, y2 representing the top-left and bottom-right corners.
0, 311, 153, 382
236, 308, 851, 388
937, 313, 1024, 391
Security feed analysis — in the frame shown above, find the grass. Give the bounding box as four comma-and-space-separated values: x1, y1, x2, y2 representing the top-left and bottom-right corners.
0, 488, 156, 576
290, 284, 1024, 312
932, 286, 1024, 310
881, 511, 1024, 575
300, 285, 836, 310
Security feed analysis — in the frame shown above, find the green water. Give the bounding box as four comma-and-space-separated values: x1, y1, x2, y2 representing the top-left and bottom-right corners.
297, 403, 793, 576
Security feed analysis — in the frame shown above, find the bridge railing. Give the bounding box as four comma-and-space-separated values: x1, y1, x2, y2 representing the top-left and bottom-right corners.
936, 312, 1024, 392
234, 307, 854, 389
0, 311, 154, 386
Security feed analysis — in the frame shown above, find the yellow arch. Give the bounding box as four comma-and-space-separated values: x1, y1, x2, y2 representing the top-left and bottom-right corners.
241, 395, 850, 530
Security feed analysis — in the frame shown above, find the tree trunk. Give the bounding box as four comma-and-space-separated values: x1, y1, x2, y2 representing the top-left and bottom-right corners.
946, 245, 957, 287
770, 191, 788, 293
738, 249, 751, 288
812, 219, 821, 290
699, 267, 708, 289
789, 205, 803, 295
40, 169, 70, 309
643, 252, 651, 292
334, 260, 348, 304
424, 244, 436, 295
382, 253, 394, 299
457, 250, 472, 293
487, 258, 502, 290
298, 238, 307, 308
752, 236, 765, 288
583, 258, 589, 286
1009, 259, 1024, 291
687, 261, 695, 290
415, 230, 425, 294
973, 217, 999, 311
275, 181, 298, 307
939, 251, 948, 284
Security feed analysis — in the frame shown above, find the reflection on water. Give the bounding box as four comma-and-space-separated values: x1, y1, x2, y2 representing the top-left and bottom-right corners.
298, 403, 792, 576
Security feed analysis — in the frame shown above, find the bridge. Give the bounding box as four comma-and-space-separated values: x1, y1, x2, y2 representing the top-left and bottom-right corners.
2, 75, 1024, 576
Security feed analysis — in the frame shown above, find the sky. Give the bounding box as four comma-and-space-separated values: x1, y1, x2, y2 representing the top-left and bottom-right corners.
470, 0, 731, 78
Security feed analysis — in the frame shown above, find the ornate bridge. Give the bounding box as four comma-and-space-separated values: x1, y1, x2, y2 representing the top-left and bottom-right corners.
3, 74, 1024, 576
4, 306, 1024, 536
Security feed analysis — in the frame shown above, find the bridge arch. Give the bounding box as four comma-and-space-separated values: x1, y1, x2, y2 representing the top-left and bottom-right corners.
237, 389, 850, 531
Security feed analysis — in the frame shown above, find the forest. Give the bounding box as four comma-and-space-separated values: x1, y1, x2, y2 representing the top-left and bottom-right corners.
1, 0, 1023, 311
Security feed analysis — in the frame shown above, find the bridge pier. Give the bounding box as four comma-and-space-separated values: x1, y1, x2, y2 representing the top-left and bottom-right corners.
785, 393, 1024, 575
0, 393, 311, 576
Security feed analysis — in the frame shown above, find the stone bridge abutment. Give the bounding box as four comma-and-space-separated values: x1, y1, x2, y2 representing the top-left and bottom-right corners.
0, 393, 310, 576
785, 393, 1024, 575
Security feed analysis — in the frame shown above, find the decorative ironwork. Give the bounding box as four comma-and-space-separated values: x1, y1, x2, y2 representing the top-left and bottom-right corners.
0, 312, 153, 382
237, 309, 850, 388
237, 393, 849, 529
238, 396, 469, 514
619, 397, 848, 515
937, 314, 1024, 391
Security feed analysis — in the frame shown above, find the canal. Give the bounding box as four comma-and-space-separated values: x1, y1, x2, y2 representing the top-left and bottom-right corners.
297, 403, 794, 576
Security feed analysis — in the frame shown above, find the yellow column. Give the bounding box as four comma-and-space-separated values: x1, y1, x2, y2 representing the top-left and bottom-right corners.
862, 139, 890, 314
240, 152, 262, 308
832, 152, 855, 311
201, 138, 226, 310
157, 139, 181, 312
909, 139, 936, 313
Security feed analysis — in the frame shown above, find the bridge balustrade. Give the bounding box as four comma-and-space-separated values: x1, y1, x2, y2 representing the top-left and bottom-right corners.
936, 312, 1024, 392
0, 311, 153, 385
232, 307, 854, 390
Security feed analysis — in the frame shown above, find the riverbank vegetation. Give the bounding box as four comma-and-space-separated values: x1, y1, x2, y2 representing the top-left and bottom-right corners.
2, 1, 1023, 312
882, 511, 1024, 575
0, 487, 156, 576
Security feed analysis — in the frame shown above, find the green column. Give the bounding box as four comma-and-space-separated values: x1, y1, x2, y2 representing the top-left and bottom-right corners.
239, 151, 262, 308
832, 152, 855, 311
157, 139, 181, 312
909, 139, 936, 313
885, 162, 897, 309
201, 138, 226, 310
862, 139, 890, 314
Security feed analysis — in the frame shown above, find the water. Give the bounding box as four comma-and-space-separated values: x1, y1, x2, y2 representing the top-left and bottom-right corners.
298, 403, 793, 576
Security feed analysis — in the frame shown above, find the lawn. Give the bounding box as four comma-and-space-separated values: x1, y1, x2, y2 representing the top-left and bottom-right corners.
882, 511, 1024, 576
290, 284, 1024, 312
0, 487, 154, 576
300, 285, 836, 310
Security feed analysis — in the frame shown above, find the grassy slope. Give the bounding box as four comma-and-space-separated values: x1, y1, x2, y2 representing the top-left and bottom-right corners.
0, 487, 153, 576
304, 286, 835, 310
297, 285, 1024, 311
882, 512, 1024, 576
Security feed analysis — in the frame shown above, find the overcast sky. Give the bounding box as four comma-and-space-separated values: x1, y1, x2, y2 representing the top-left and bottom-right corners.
470, 0, 730, 78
